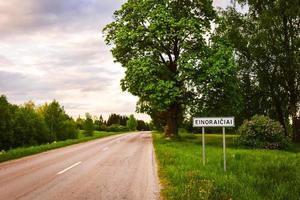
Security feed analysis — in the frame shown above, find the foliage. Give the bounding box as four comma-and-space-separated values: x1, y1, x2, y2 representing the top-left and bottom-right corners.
0, 95, 144, 151
137, 120, 150, 131
75, 117, 84, 129
106, 124, 129, 132
0, 96, 79, 150
0, 95, 17, 150
153, 132, 300, 200
14, 104, 51, 147
93, 115, 105, 130
221, 1, 300, 141
99, 124, 108, 131
103, 0, 216, 135
187, 35, 242, 125
38, 100, 70, 141
199, 39, 242, 117
83, 113, 94, 136
238, 115, 290, 149
126, 114, 138, 131
106, 113, 128, 126
56, 119, 78, 140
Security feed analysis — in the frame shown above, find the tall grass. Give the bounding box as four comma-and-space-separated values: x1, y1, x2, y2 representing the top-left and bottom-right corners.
0, 131, 124, 163
153, 132, 300, 200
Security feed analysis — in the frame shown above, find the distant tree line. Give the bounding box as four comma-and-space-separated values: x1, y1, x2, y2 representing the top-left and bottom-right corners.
76, 113, 150, 133
0, 95, 78, 150
0, 95, 151, 151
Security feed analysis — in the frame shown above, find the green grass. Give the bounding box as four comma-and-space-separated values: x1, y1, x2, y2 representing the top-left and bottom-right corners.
153, 132, 300, 200
0, 131, 125, 163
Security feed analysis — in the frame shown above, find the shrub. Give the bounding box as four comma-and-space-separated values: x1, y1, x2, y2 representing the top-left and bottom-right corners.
238, 115, 290, 149
14, 105, 50, 147
106, 124, 129, 132
137, 120, 150, 131
75, 117, 84, 129
93, 124, 100, 131
126, 114, 138, 131
57, 120, 79, 140
99, 124, 108, 131
83, 113, 94, 137
40, 100, 68, 139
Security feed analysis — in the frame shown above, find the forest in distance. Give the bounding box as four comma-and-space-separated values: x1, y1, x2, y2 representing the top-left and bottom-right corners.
0, 95, 150, 151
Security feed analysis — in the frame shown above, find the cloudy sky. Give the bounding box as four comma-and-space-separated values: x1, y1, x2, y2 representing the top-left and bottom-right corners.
0, 0, 230, 121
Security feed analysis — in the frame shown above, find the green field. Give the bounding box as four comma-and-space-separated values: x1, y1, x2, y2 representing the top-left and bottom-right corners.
0, 131, 125, 163
153, 132, 300, 200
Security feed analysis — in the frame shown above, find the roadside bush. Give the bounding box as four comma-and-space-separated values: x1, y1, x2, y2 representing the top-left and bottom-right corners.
40, 101, 67, 139
93, 124, 100, 131
238, 115, 290, 149
137, 120, 150, 131
83, 113, 94, 136
126, 114, 138, 131
14, 106, 51, 147
75, 117, 84, 129
106, 124, 129, 132
56, 120, 79, 140
0, 95, 80, 150
99, 124, 108, 131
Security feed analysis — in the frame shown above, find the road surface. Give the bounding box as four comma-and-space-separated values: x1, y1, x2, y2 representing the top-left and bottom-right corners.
0, 132, 160, 200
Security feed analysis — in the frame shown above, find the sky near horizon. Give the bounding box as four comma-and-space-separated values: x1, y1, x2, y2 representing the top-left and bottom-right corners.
0, 0, 231, 121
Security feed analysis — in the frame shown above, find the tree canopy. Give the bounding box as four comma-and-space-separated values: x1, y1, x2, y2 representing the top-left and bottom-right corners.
126, 114, 138, 131
220, 0, 300, 141
104, 0, 216, 136
0, 96, 79, 150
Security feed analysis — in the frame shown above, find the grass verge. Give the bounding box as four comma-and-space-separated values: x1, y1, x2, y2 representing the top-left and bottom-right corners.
0, 131, 125, 163
153, 132, 300, 200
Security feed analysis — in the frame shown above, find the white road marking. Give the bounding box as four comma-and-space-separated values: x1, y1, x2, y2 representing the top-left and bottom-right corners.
57, 161, 82, 175
103, 147, 109, 151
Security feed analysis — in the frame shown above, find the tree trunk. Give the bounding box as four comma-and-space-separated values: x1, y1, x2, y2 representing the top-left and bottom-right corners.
289, 99, 300, 142
274, 97, 288, 136
164, 104, 179, 137
291, 111, 300, 143
292, 116, 300, 142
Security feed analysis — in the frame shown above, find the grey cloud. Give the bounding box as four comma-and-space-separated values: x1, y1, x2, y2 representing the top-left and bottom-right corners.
62, 103, 90, 111
0, 69, 115, 102
0, 71, 56, 104
0, 71, 53, 93
0, 55, 14, 66
0, 0, 125, 38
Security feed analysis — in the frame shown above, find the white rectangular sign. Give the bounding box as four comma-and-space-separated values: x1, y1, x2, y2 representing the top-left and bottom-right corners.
193, 117, 235, 127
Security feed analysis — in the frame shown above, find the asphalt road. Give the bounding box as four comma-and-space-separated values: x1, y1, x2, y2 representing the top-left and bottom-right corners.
0, 132, 160, 200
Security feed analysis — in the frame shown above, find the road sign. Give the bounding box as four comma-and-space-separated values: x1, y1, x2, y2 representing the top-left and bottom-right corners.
193, 117, 235, 127
193, 117, 235, 172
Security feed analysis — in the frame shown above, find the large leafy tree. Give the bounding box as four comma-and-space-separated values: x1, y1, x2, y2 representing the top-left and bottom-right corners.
14, 103, 50, 147
190, 35, 242, 118
104, 0, 215, 136
83, 113, 94, 136
126, 114, 138, 131
38, 100, 69, 141
106, 113, 121, 126
221, 0, 300, 141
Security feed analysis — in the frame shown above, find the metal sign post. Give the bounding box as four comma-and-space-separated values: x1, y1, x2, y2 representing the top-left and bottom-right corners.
202, 127, 205, 166
222, 127, 226, 172
193, 117, 234, 172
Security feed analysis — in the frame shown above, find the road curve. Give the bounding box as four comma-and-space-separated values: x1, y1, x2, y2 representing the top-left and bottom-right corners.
0, 132, 160, 200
